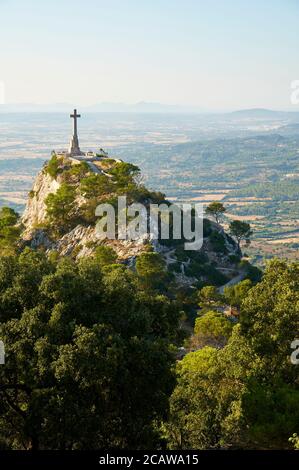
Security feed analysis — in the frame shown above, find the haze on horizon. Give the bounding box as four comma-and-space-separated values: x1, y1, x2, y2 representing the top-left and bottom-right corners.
0, 0, 299, 111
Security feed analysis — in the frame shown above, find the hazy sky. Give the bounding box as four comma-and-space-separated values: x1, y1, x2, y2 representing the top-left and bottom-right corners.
0, 0, 298, 110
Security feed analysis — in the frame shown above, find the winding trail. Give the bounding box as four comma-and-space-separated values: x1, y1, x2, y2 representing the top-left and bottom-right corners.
85, 161, 113, 178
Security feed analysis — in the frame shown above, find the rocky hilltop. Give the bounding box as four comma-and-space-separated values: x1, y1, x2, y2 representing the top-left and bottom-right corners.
21, 152, 241, 287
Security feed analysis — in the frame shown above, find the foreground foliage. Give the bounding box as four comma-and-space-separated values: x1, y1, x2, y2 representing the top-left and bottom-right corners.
165, 259, 299, 449
0, 249, 180, 449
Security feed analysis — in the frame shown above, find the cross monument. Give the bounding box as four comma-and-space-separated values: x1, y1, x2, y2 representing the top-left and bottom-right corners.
68, 109, 84, 156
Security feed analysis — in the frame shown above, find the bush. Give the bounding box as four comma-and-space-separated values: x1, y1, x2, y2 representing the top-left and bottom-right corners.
62, 162, 90, 183
45, 154, 63, 179
94, 245, 117, 266
0, 207, 19, 228
136, 252, 167, 291
168, 261, 182, 273
185, 261, 205, 278
209, 230, 227, 254
203, 218, 212, 237
194, 310, 233, 348
0, 207, 20, 254
45, 183, 77, 234
203, 264, 228, 286
0, 250, 180, 449
228, 254, 241, 264
80, 174, 112, 198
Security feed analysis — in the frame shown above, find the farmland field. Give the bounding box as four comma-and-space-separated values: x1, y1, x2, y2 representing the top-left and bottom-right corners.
0, 110, 299, 264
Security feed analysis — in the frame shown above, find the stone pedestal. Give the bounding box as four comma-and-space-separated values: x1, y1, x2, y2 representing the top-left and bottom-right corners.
68, 134, 84, 156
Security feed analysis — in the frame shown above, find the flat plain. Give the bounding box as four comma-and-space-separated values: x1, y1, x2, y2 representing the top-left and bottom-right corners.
0, 110, 299, 264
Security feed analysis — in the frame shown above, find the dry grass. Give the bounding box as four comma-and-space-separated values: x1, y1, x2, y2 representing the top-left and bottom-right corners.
190, 193, 227, 201
267, 237, 299, 244
225, 213, 265, 221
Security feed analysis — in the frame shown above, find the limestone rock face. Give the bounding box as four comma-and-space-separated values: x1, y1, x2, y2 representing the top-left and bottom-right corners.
20, 155, 242, 286
55, 225, 150, 260
28, 228, 53, 250
57, 225, 96, 257
21, 167, 60, 239
20, 158, 150, 261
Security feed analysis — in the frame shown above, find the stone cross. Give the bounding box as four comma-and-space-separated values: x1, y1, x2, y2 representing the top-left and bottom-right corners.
68, 109, 83, 156
70, 109, 81, 137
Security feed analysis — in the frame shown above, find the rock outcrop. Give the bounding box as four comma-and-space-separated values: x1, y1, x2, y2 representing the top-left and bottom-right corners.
21, 154, 241, 287
22, 168, 60, 239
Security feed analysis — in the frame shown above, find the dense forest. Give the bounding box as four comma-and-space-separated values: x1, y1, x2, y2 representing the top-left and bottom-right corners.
0, 246, 298, 449
0, 155, 298, 450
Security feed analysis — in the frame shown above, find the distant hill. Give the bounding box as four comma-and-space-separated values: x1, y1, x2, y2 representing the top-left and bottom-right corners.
277, 122, 299, 135
230, 108, 299, 120
1, 103, 299, 117
86, 102, 206, 113
0, 102, 206, 114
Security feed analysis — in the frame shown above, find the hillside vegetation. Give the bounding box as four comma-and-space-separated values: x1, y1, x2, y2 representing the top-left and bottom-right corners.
0, 155, 297, 450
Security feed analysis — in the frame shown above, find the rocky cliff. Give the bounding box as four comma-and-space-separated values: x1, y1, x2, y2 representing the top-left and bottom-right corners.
21, 153, 241, 287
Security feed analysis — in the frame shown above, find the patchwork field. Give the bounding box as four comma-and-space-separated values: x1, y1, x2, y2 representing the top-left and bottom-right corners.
0, 111, 298, 264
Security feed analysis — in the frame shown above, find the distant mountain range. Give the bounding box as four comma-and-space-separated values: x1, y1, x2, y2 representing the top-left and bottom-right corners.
230, 108, 299, 119
0, 102, 299, 117
0, 102, 206, 113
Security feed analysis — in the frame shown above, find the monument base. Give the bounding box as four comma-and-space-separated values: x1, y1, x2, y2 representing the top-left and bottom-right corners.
68, 135, 85, 157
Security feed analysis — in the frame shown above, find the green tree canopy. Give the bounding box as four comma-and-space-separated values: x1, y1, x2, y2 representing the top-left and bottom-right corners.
193, 310, 233, 348
109, 162, 140, 181
63, 161, 90, 183
240, 258, 299, 371
136, 252, 168, 291
166, 259, 299, 450
164, 336, 247, 449
0, 249, 180, 450
45, 154, 63, 179
197, 285, 223, 310
0, 207, 20, 255
0, 207, 19, 228
205, 201, 226, 224
80, 174, 112, 199
223, 279, 253, 308
94, 245, 117, 266
229, 220, 252, 249
45, 183, 76, 233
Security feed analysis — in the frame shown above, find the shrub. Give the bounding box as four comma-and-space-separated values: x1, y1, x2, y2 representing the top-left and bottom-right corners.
94, 245, 118, 266
80, 174, 112, 198
62, 162, 90, 183
194, 310, 233, 348
45, 154, 63, 179
45, 183, 76, 234
209, 230, 227, 254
